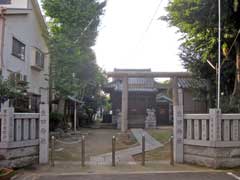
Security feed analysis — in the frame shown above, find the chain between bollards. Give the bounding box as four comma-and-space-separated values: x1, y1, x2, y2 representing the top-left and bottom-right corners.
112, 136, 116, 167
81, 135, 85, 167
51, 136, 55, 167
142, 134, 145, 166
170, 135, 174, 166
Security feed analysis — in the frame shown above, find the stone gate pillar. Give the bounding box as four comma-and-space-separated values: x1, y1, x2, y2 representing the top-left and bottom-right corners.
39, 103, 49, 164
172, 77, 184, 163
0, 101, 14, 144
121, 76, 128, 132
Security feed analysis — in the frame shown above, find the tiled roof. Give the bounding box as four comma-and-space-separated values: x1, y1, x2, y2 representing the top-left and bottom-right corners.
156, 94, 173, 103
105, 69, 172, 92
105, 79, 169, 92
105, 79, 158, 92
105, 69, 157, 92
177, 78, 207, 89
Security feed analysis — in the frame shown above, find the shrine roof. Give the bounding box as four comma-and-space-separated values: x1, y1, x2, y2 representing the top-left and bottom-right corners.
177, 78, 208, 89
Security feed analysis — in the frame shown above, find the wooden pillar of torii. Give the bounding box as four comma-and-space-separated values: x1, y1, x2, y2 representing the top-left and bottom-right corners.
107, 71, 192, 163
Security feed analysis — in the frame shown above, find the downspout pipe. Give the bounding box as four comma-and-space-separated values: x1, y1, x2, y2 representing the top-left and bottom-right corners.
0, 7, 6, 75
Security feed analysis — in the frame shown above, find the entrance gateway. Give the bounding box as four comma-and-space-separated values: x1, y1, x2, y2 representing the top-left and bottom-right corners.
107, 71, 192, 163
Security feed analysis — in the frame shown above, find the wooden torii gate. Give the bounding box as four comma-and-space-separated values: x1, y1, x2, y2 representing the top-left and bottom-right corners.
107, 71, 192, 162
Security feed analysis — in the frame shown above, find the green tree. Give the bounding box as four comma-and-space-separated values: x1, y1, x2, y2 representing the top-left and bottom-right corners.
162, 0, 240, 110
42, 0, 106, 117
0, 76, 28, 109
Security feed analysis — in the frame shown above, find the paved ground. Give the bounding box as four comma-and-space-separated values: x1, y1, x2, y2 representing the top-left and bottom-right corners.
134, 128, 172, 161
19, 172, 240, 180
53, 129, 137, 161
89, 129, 163, 165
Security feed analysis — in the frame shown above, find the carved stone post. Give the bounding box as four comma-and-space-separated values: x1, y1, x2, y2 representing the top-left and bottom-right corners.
39, 103, 49, 164
209, 109, 221, 141
172, 77, 184, 163
121, 76, 128, 132
1, 101, 14, 143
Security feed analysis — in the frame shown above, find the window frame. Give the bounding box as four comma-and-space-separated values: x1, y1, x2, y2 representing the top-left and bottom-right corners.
35, 48, 45, 69
0, 0, 11, 4
12, 37, 26, 61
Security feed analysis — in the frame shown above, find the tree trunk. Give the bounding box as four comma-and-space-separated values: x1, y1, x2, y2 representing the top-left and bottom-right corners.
232, 42, 240, 97
230, 41, 240, 112
57, 97, 66, 128
64, 100, 68, 127
57, 97, 65, 113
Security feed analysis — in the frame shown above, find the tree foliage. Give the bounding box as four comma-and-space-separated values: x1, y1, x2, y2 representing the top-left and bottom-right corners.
0, 76, 28, 111
42, 0, 107, 112
162, 0, 240, 111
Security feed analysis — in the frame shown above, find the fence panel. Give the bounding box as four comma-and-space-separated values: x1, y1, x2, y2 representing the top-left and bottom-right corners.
232, 120, 239, 141
184, 111, 240, 146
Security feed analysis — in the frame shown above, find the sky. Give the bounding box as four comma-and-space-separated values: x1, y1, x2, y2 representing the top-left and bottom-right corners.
94, 0, 185, 73
38, 0, 185, 73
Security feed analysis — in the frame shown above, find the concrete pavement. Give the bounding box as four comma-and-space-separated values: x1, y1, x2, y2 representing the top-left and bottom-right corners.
18, 172, 239, 180
89, 129, 163, 165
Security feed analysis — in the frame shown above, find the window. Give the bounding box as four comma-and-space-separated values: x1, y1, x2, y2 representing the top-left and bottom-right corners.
0, 0, 11, 4
35, 49, 44, 68
29, 94, 40, 113
12, 37, 25, 60
8, 72, 27, 83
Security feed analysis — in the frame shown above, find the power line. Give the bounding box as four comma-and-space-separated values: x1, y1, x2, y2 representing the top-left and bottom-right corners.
126, 0, 164, 61
144, 0, 164, 33
217, 0, 221, 109
134, 0, 164, 51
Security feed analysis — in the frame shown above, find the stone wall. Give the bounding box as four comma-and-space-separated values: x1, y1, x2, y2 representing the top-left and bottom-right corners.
183, 110, 240, 168
145, 108, 156, 128
0, 104, 49, 168
0, 145, 39, 168
184, 144, 240, 168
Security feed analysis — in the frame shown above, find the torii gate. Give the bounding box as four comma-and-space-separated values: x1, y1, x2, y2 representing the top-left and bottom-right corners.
107, 71, 192, 162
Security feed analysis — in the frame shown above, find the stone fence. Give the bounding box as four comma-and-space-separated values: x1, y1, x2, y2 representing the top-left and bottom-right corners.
183, 109, 240, 168
0, 104, 49, 168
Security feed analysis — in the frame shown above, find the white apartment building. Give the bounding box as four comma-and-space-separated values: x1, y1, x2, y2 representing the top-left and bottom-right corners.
0, 0, 49, 112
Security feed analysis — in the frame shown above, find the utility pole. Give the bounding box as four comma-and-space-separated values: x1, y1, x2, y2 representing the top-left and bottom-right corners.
217, 0, 221, 109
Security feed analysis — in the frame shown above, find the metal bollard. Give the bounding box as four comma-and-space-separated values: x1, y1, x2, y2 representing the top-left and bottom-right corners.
112, 136, 116, 167
51, 136, 55, 167
142, 134, 145, 166
170, 136, 174, 166
81, 136, 85, 167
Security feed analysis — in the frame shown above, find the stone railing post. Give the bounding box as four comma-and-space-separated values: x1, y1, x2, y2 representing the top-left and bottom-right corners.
39, 103, 49, 164
209, 109, 221, 142
1, 101, 14, 143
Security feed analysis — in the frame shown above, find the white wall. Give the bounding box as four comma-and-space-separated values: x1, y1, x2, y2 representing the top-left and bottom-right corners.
2, 0, 49, 103
0, 0, 28, 9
